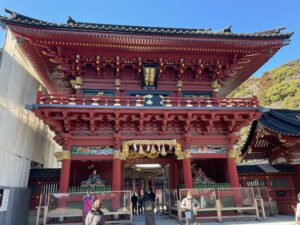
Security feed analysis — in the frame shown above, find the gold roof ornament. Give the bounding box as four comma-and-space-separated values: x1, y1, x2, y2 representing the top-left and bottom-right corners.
115, 79, 121, 89
278, 134, 287, 143
256, 123, 271, 139
120, 139, 184, 160
228, 149, 242, 163
54, 150, 70, 161
70, 76, 82, 89
211, 80, 221, 92
75, 76, 83, 85
176, 80, 183, 91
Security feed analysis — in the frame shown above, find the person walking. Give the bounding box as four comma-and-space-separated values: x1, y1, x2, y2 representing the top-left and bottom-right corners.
85, 199, 105, 225
149, 189, 156, 204
82, 187, 94, 224
138, 194, 144, 215
131, 193, 139, 215
181, 191, 200, 225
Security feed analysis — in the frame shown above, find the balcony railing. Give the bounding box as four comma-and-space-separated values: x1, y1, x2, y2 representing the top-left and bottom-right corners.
37, 93, 259, 108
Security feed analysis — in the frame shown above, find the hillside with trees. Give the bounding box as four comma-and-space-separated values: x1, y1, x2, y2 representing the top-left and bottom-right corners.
229, 60, 300, 109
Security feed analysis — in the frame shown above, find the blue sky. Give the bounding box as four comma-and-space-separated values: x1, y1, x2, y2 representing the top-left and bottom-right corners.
0, 0, 299, 77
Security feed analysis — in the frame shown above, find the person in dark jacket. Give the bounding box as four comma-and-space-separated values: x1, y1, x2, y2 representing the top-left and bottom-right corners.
85, 200, 105, 225
149, 189, 156, 203
131, 193, 139, 215
138, 194, 144, 214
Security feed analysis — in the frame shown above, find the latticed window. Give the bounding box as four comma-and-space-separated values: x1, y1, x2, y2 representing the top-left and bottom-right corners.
270, 178, 289, 188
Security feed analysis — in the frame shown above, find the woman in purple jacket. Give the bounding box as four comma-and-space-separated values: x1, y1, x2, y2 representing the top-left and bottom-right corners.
83, 187, 94, 223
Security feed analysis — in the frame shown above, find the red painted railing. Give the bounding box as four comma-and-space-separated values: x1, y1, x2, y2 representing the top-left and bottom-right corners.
37, 93, 259, 108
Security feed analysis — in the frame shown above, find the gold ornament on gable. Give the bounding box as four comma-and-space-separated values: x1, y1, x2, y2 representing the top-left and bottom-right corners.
54, 150, 70, 161
118, 139, 187, 160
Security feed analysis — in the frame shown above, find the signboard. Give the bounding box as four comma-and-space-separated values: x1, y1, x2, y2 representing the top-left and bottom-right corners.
141, 64, 159, 89
71, 146, 113, 155
189, 145, 227, 154
0, 189, 10, 211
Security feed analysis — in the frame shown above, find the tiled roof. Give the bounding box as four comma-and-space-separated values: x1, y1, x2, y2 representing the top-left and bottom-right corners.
260, 109, 300, 136
237, 164, 295, 175
272, 164, 296, 173
0, 9, 293, 39
243, 152, 267, 160
29, 168, 61, 182
241, 109, 300, 160
237, 165, 265, 174
240, 120, 258, 156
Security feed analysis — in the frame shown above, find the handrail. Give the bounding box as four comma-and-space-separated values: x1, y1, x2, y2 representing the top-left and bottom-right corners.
37, 93, 259, 108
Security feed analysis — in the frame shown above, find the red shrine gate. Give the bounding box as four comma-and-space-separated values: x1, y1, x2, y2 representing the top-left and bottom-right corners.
0, 10, 292, 193
33, 95, 260, 192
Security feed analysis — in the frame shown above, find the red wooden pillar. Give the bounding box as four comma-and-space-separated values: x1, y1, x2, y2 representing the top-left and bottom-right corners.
182, 135, 193, 189
59, 138, 71, 193
227, 149, 241, 206
112, 134, 122, 191
59, 159, 71, 192
183, 158, 193, 189
112, 134, 122, 210
227, 157, 239, 188
112, 158, 122, 191
226, 137, 240, 188
173, 162, 179, 189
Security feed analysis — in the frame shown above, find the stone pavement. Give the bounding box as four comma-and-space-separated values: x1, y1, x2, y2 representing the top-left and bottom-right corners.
29, 213, 295, 225
132, 214, 295, 225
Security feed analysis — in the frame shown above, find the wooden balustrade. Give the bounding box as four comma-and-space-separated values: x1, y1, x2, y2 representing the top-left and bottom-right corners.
37, 94, 259, 108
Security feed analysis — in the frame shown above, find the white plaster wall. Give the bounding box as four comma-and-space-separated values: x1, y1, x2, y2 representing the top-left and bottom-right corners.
0, 29, 61, 188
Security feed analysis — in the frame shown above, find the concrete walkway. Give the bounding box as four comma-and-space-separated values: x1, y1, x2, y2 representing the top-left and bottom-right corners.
30, 214, 295, 225
132, 215, 295, 225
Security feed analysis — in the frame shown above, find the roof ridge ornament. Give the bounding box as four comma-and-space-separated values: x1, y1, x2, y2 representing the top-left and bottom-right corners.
4, 9, 16, 19
67, 16, 76, 27
219, 25, 232, 33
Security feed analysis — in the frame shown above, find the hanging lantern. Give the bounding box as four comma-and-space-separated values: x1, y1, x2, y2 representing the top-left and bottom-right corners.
161, 145, 167, 156
151, 144, 156, 154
